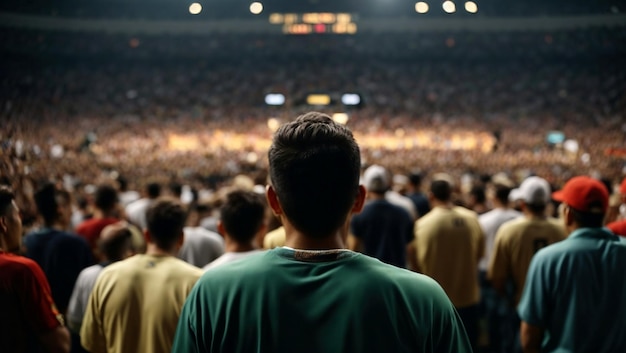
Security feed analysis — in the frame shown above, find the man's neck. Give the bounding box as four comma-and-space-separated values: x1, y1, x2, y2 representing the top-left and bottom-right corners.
145, 243, 177, 257
224, 237, 257, 253
432, 199, 454, 209
283, 220, 347, 250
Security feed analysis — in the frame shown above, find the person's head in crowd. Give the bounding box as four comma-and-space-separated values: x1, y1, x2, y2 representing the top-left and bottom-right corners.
0, 185, 22, 253
266, 111, 364, 241
552, 176, 609, 232
362, 165, 390, 197
34, 182, 72, 229
468, 184, 487, 213
392, 174, 409, 195
146, 182, 162, 199
116, 175, 130, 192
509, 176, 551, 216
145, 197, 188, 253
218, 190, 266, 247
168, 181, 183, 199
97, 222, 134, 262
493, 183, 514, 207
429, 173, 454, 203
408, 172, 424, 193
94, 183, 119, 216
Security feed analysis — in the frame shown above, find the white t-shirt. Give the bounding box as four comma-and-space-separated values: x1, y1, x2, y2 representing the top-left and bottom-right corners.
178, 227, 225, 268
67, 264, 105, 331
478, 208, 521, 271
203, 250, 265, 271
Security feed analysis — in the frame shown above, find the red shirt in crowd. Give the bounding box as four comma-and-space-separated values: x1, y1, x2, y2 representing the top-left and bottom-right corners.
76, 217, 120, 251
0, 251, 64, 352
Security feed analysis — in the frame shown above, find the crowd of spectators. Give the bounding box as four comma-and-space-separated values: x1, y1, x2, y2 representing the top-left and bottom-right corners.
1, 26, 626, 224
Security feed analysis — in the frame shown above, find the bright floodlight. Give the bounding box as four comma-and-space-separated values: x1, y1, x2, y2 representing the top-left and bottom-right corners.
189, 3, 202, 15
442, 1, 456, 13
332, 113, 349, 125
415, 2, 429, 14
341, 93, 361, 106
465, 1, 478, 13
265, 93, 285, 106
250, 2, 263, 15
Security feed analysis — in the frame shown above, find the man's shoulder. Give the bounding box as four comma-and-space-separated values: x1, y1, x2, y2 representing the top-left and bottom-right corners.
0, 253, 41, 273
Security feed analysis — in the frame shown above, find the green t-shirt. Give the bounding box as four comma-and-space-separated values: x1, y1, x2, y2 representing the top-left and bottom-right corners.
172, 247, 471, 353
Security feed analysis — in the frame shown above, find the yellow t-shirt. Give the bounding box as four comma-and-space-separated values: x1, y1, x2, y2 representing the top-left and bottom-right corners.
263, 226, 286, 249
81, 254, 203, 353
414, 206, 485, 308
488, 216, 566, 305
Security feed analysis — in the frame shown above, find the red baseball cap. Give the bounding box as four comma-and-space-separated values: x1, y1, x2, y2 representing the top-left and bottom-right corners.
620, 177, 626, 195
552, 176, 609, 213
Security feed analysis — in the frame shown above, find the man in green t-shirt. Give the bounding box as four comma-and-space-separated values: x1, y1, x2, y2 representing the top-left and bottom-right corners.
172, 112, 472, 353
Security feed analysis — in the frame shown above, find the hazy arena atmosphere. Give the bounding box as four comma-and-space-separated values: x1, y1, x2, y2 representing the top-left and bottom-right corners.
1, 0, 626, 352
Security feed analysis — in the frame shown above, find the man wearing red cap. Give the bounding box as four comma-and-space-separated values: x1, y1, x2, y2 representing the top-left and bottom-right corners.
606, 177, 626, 236
518, 176, 626, 353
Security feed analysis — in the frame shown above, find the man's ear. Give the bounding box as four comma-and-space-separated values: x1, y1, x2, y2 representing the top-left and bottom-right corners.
351, 185, 367, 214
266, 185, 283, 216
143, 229, 151, 244
217, 220, 226, 239
563, 205, 574, 227
177, 230, 185, 247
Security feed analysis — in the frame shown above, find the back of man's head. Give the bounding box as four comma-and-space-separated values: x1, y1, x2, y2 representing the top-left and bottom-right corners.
146, 197, 188, 249
220, 190, 265, 244
268, 112, 361, 238
146, 182, 162, 199
430, 180, 453, 202
494, 184, 513, 206
98, 223, 133, 262
408, 172, 422, 188
34, 182, 70, 225
95, 184, 119, 213
552, 176, 609, 228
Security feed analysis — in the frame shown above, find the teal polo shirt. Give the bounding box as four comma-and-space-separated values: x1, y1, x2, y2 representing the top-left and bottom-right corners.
518, 227, 626, 352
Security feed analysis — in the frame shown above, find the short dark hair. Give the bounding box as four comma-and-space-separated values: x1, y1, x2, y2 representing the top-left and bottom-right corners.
95, 184, 119, 212
146, 182, 162, 199
408, 173, 422, 187
430, 180, 452, 201
494, 184, 513, 205
34, 182, 70, 225
146, 197, 188, 249
268, 112, 361, 238
568, 205, 605, 228
220, 190, 265, 243
0, 185, 15, 216
526, 202, 547, 215
470, 185, 486, 204
98, 226, 133, 262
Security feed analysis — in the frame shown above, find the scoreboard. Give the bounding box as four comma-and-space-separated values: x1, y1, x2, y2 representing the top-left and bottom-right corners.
269, 13, 358, 34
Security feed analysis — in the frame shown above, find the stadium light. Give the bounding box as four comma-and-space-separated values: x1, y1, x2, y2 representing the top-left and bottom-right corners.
189, 3, 202, 15
265, 93, 285, 106
341, 93, 361, 106
442, 1, 456, 14
465, 1, 478, 13
250, 2, 263, 15
307, 94, 331, 106
415, 2, 429, 14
